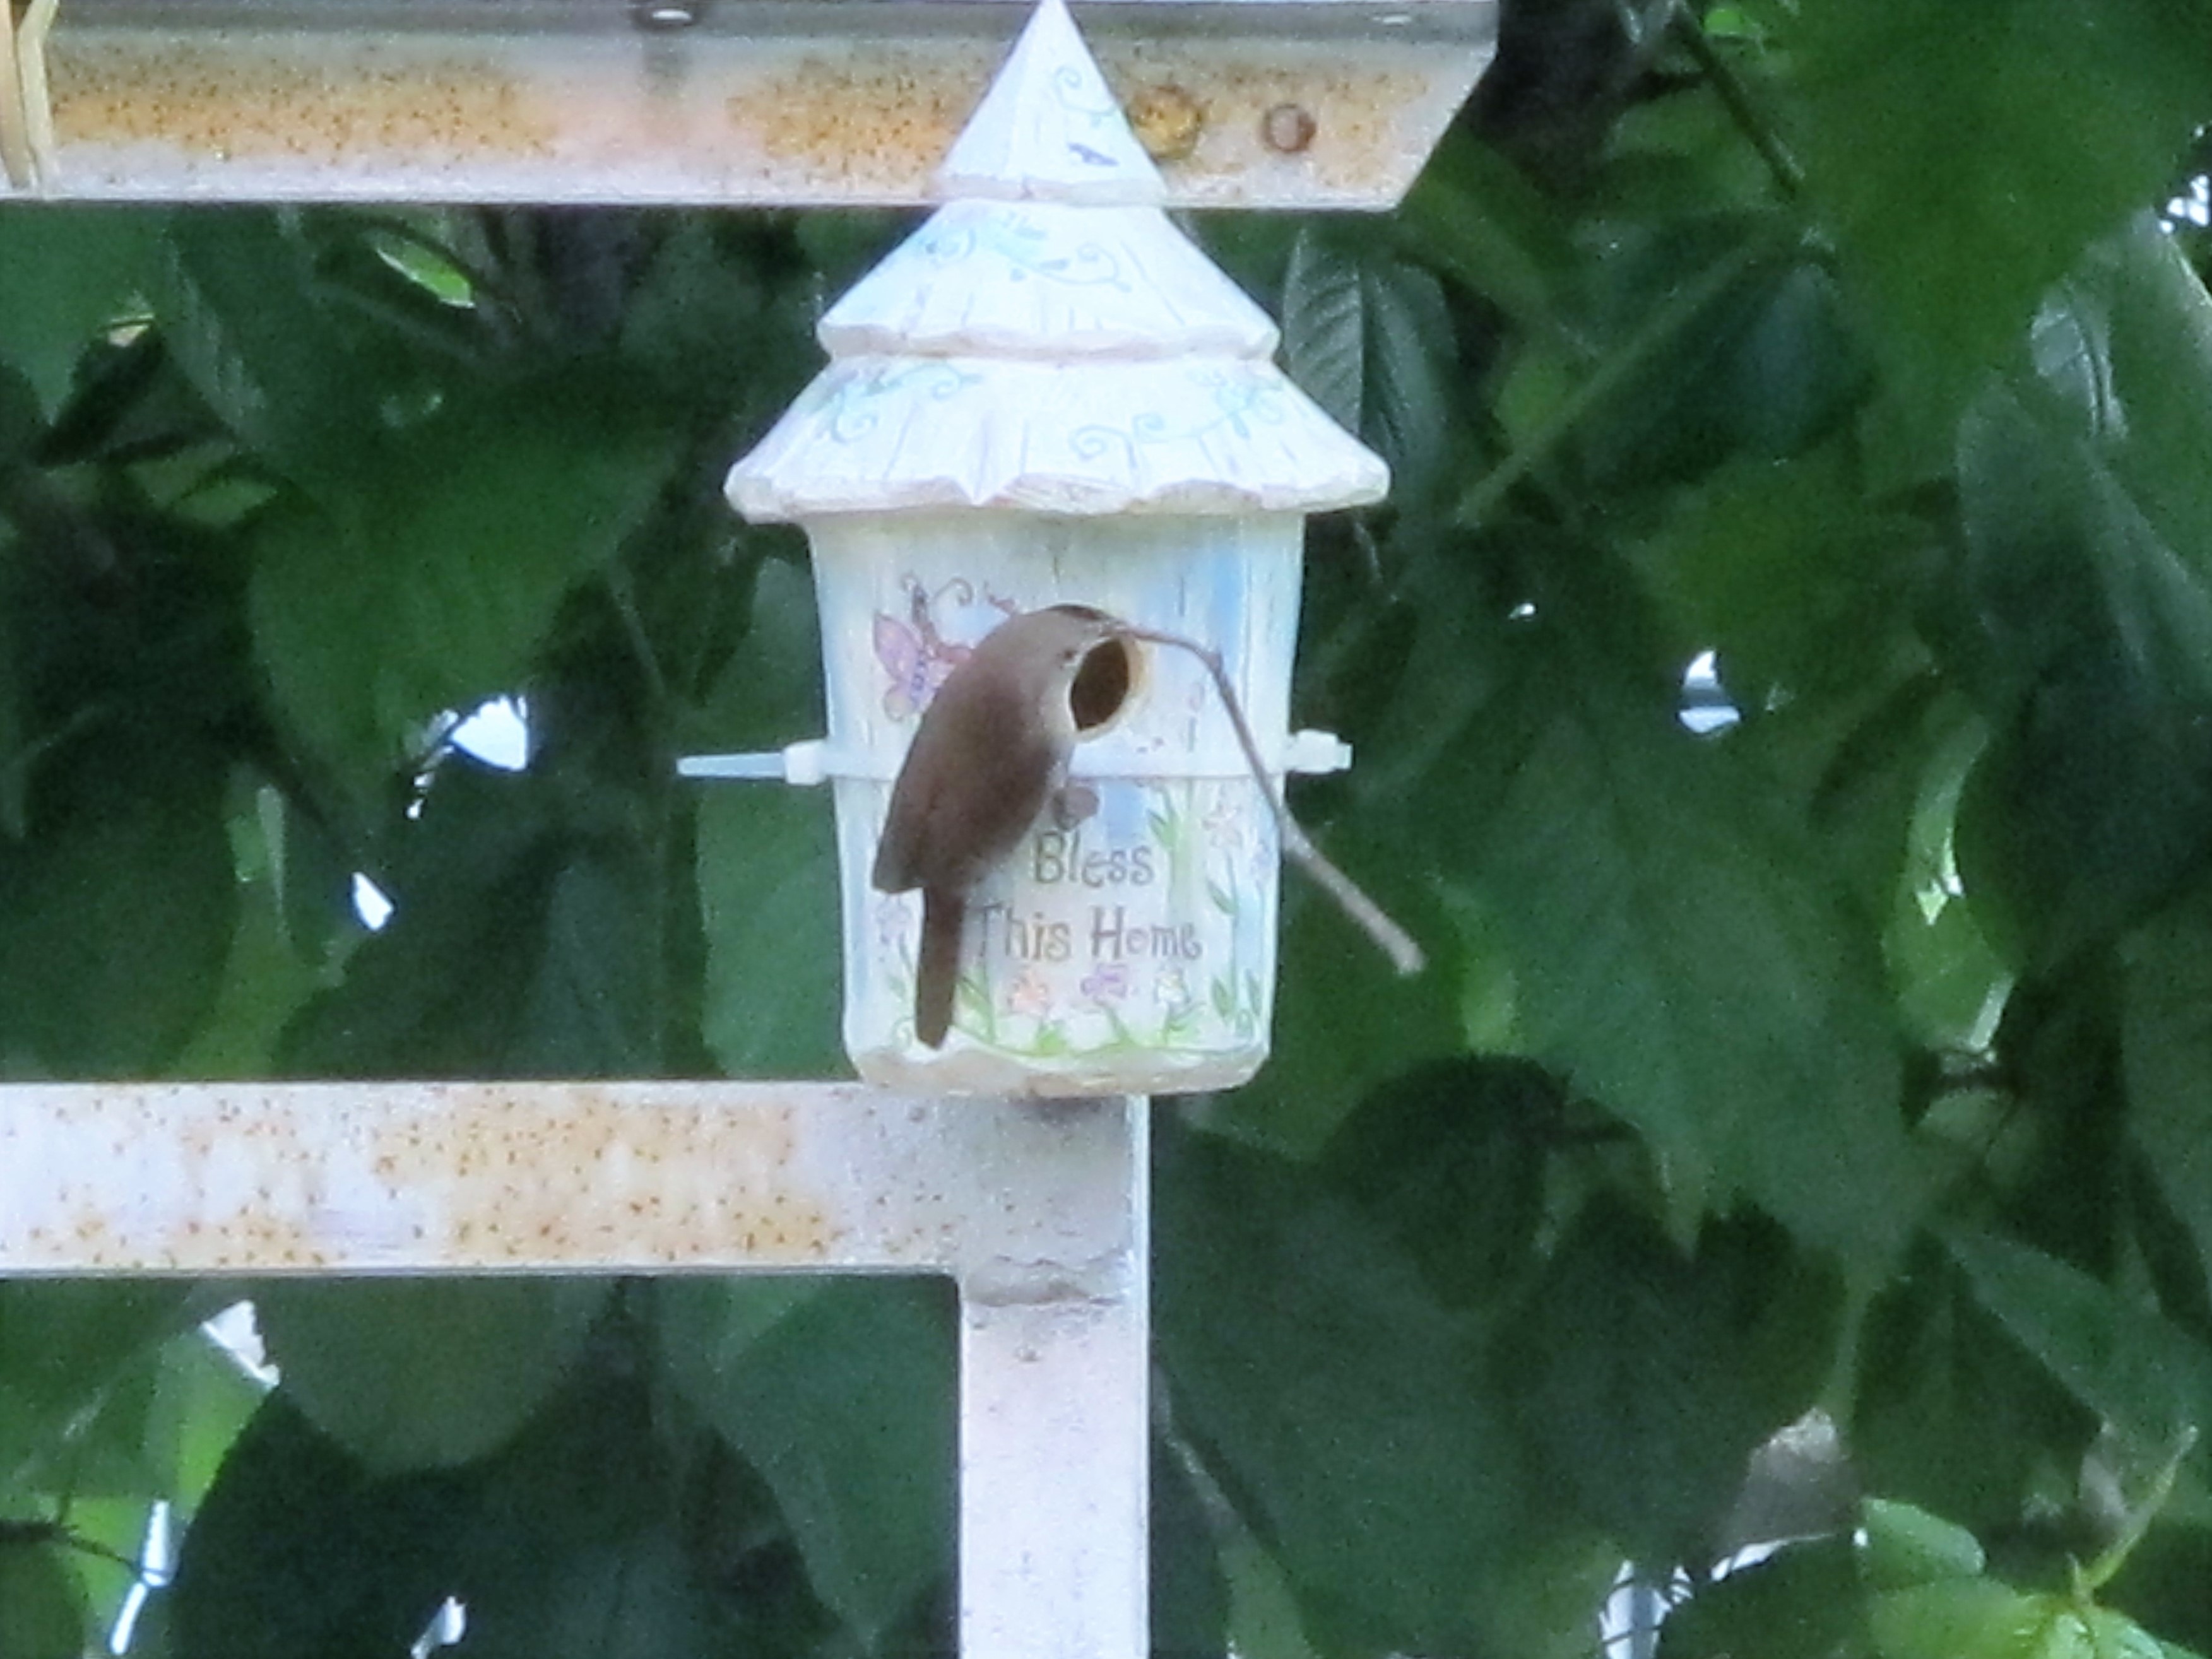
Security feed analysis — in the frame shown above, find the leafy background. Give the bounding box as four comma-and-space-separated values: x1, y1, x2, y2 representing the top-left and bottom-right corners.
5, 0, 2212, 1654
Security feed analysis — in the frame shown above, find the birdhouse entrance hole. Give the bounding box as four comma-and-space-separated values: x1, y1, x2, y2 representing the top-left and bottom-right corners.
1070, 633, 1139, 737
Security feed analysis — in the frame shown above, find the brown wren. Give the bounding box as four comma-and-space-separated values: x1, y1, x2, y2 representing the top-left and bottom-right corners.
872, 605, 1131, 1047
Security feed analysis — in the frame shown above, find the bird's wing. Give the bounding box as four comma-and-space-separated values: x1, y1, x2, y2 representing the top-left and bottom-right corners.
872, 680, 1060, 894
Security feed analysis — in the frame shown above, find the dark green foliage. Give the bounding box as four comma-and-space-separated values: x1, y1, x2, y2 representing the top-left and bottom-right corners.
163, 1282, 949, 1658
1320, 1054, 1552, 1308
251, 1278, 614, 1475
167, 1394, 473, 1659
1501, 1201, 1843, 1562
1850, 1243, 2091, 1542
1150, 1429, 1231, 1659
1658, 1537, 1871, 1659
653, 1278, 956, 1646
1157, 1119, 1525, 1653
4, 5, 2212, 1650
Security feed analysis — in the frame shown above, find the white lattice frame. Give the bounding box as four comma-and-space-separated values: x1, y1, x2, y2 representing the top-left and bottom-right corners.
0, 1082, 1150, 1659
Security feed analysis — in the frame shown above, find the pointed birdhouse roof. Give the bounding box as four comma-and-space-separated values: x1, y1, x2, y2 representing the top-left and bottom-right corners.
726, 0, 1388, 519
936, 0, 1166, 206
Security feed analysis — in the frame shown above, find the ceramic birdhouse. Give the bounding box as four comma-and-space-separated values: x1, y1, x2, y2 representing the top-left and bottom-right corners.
716, 0, 1387, 1096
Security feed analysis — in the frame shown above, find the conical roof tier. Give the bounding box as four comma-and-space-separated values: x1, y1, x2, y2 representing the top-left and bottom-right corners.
817, 200, 1279, 362
726, 0, 1388, 521
934, 0, 1166, 206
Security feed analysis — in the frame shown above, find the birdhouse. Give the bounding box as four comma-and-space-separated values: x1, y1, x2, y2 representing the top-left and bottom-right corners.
716, 0, 1387, 1097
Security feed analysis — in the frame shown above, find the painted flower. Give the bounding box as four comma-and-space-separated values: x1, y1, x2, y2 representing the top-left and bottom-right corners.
1081, 961, 1132, 1004
1154, 969, 1193, 1017
1203, 792, 1253, 857
1005, 965, 1055, 1019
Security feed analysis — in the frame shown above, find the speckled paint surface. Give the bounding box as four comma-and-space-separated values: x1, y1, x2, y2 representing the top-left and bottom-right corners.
26, 16, 1487, 206
0, 1082, 1142, 1280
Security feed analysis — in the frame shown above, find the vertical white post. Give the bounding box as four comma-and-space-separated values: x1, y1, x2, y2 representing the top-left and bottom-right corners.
957, 1098, 1149, 1659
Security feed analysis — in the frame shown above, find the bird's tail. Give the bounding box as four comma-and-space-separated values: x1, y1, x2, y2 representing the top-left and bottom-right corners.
915, 888, 964, 1048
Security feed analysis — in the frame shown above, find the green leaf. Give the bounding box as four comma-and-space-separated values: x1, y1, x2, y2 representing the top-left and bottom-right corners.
243, 499, 389, 781
57, 1496, 165, 1644
278, 760, 551, 1075
143, 1325, 268, 1516
458, 1521, 743, 1659
1852, 1244, 2093, 1535
0, 207, 159, 413
170, 821, 328, 1079
618, 220, 813, 418
2125, 883, 2212, 1302
16, 1315, 261, 1516
1217, 1531, 1323, 1659
690, 550, 843, 1078
1520, 237, 1863, 497
697, 786, 843, 1078
1501, 1200, 1842, 1561
0, 733, 237, 1077
250, 378, 674, 787
1946, 1227, 2212, 1454
1599, 68, 1783, 220
1396, 126, 1577, 342
1950, 278, 2212, 965
1881, 711, 2012, 1053
1467, 586, 1918, 1260
1946, 228, 2212, 738
444, 1323, 783, 1659
1959, 235, 2212, 975
1320, 1054, 1553, 1310
1659, 1537, 1871, 1659
267, 785, 365, 971
654, 1278, 954, 1646
0, 1285, 204, 1497
254, 1278, 612, 1474
1790, 0, 2212, 413
514, 844, 665, 1076
1859, 1499, 1987, 1593
1226, 861, 1467, 1157
167, 1393, 470, 1659
1635, 444, 1927, 709
1871, 1580, 2169, 1659
1237, 571, 1487, 1144
185, 1300, 774, 1659
1281, 222, 1455, 506
0, 1537, 91, 1659
792, 210, 916, 298
1156, 1121, 1522, 1653
150, 211, 388, 502
280, 758, 664, 1078
1592, 243, 1867, 487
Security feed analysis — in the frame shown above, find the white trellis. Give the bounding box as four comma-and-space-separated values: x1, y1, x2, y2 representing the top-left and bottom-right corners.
0, 1, 1492, 1651
0, 1083, 1149, 1658
0, 0, 1491, 208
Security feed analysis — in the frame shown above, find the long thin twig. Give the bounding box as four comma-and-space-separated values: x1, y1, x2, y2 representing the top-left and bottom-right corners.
1116, 622, 1426, 976
1671, 10, 1803, 199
